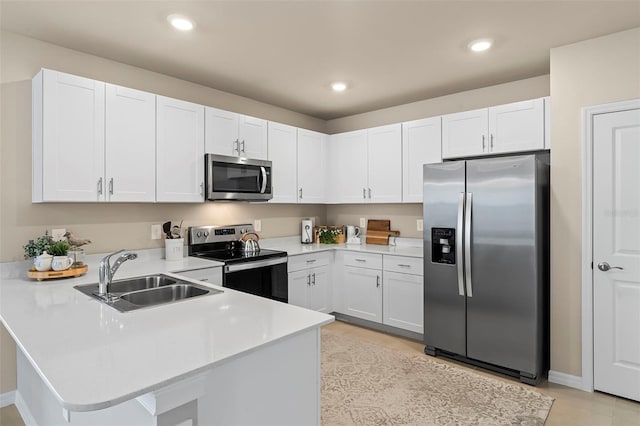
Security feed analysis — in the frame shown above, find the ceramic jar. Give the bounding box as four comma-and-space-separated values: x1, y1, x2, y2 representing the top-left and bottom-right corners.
33, 251, 53, 271
51, 256, 73, 271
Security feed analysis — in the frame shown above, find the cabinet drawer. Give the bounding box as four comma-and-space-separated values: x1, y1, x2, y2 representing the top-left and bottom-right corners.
343, 251, 382, 270
383, 255, 423, 275
176, 267, 223, 286
288, 251, 331, 272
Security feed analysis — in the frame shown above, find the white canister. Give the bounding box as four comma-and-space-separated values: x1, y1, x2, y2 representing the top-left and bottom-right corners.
301, 219, 313, 244
51, 256, 73, 271
165, 238, 184, 261
33, 251, 53, 271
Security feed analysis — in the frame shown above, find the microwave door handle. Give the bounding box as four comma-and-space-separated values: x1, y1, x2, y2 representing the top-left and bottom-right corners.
259, 166, 267, 194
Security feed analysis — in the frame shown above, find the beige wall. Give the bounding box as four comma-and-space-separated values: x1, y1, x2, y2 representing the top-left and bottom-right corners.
327, 203, 423, 239
549, 27, 640, 376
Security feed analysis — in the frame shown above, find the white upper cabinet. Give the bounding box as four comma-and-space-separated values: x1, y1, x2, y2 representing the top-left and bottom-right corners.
331, 130, 368, 203
156, 96, 205, 203
367, 124, 402, 203
205, 107, 267, 159
489, 98, 544, 154
402, 117, 442, 202
442, 98, 546, 159
33, 69, 106, 202
105, 84, 156, 202
268, 122, 298, 203
442, 108, 488, 159
331, 125, 402, 204
297, 129, 326, 204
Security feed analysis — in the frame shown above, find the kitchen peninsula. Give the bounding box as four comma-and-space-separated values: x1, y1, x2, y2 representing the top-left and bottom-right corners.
0, 252, 333, 425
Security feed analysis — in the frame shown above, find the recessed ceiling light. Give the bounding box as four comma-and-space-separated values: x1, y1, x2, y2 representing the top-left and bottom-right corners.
167, 14, 195, 31
468, 38, 493, 52
331, 82, 347, 92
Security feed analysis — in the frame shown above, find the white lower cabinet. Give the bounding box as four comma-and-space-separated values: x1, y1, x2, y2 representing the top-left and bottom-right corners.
288, 252, 332, 313
382, 271, 423, 334
343, 266, 382, 322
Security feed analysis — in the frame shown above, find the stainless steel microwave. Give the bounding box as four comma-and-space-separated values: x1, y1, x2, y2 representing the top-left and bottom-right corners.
205, 154, 272, 201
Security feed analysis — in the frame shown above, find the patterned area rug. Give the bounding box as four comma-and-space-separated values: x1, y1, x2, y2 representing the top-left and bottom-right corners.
321, 328, 554, 425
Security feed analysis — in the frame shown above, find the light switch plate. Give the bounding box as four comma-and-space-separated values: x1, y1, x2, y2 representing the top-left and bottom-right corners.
254, 220, 262, 232
417, 219, 423, 231
359, 217, 366, 228
151, 224, 162, 240
51, 228, 66, 241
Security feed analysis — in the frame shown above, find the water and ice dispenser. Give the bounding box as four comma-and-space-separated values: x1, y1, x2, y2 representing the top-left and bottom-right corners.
431, 228, 455, 264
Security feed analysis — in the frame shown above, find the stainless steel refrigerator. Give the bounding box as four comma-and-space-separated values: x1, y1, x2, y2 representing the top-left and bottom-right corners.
423, 154, 549, 385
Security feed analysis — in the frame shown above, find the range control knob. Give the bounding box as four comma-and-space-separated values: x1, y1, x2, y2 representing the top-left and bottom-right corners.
204, 231, 209, 237
196, 231, 202, 238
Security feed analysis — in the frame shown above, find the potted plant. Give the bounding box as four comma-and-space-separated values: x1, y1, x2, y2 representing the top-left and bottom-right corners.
24, 232, 54, 271
48, 241, 73, 271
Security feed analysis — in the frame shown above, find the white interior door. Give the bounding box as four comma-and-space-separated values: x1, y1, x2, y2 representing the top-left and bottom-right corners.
593, 107, 640, 402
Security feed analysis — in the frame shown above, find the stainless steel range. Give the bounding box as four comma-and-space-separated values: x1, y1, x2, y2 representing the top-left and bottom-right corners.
188, 224, 288, 303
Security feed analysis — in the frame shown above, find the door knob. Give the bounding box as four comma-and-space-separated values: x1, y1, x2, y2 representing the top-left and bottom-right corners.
597, 262, 623, 272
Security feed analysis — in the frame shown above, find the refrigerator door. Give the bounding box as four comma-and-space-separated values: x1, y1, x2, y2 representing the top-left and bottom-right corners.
465, 155, 540, 374
423, 161, 466, 355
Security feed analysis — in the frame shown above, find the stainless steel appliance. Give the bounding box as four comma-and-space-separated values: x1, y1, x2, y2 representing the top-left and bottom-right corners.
205, 154, 272, 201
423, 154, 549, 385
188, 224, 288, 302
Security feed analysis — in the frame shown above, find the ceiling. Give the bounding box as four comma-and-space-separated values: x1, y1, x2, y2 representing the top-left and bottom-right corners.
1, 1, 639, 120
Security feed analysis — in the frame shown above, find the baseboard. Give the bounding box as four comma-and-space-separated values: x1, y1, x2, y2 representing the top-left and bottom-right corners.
14, 391, 37, 426
0, 390, 16, 407
548, 370, 587, 391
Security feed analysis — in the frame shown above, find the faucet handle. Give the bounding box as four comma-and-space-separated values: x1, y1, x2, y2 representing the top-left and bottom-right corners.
102, 249, 126, 263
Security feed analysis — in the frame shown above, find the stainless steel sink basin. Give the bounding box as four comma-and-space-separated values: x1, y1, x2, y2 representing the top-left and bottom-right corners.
74, 274, 222, 312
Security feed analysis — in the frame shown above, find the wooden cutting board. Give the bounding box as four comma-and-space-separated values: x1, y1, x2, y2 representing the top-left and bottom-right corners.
366, 219, 400, 245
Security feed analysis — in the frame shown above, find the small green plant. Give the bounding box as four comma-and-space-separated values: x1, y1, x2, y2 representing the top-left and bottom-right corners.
318, 228, 342, 244
23, 232, 54, 259
47, 241, 71, 257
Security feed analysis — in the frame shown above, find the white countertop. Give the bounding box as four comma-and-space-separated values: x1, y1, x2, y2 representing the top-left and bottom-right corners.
261, 236, 424, 258
0, 250, 333, 411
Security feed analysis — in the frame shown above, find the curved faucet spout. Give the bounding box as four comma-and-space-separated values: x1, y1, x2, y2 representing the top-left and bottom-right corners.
97, 250, 138, 298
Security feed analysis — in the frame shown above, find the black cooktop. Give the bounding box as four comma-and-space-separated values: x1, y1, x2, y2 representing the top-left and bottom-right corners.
191, 248, 287, 265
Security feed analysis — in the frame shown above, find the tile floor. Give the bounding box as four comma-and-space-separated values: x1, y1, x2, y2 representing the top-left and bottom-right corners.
1, 320, 639, 425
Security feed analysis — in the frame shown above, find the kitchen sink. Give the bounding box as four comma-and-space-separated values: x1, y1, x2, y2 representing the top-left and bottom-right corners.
74, 274, 222, 312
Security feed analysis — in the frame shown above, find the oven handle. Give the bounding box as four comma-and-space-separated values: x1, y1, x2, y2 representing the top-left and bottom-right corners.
224, 256, 287, 273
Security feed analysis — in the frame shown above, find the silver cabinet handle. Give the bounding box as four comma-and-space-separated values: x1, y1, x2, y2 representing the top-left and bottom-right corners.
368, 188, 372, 199
398, 264, 411, 268
241, 140, 246, 154
464, 192, 473, 297
307, 274, 311, 286
109, 178, 114, 195
376, 275, 380, 288
299, 188, 303, 199
355, 259, 366, 263
306, 259, 317, 264
456, 192, 465, 297
598, 262, 623, 272
312, 273, 316, 285
97, 177, 103, 195
490, 134, 494, 150
482, 135, 486, 151
234, 139, 240, 155
200, 182, 204, 196
363, 188, 366, 199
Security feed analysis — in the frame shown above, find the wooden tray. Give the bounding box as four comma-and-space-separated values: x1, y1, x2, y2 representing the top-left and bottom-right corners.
28, 265, 88, 281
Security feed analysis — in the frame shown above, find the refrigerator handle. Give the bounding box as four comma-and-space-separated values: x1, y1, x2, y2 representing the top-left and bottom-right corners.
465, 192, 473, 297
456, 192, 465, 296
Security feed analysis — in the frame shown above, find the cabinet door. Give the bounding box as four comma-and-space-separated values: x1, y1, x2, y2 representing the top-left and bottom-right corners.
297, 129, 326, 203
367, 124, 402, 203
402, 117, 442, 202
40, 70, 105, 202
205, 107, 239, 156
383, 271, 424, 334
238, 115, 268, 159
442, 108, 488, 159
332, 130, 368, 203
308, 265, 331, 313
343, 266, 382, 322
105, 84, 156, 202
489, 98, 544, 154
156, 96, 205, 202
268, 122, 298, 203
288, 270, 310, 308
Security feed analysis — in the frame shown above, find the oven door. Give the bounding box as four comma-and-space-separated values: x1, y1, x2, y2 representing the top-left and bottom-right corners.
206, 154, 272, 201
223, 257, 288, 302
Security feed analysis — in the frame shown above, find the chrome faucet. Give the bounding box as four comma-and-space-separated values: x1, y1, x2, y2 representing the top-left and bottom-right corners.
97, 249, 138, 298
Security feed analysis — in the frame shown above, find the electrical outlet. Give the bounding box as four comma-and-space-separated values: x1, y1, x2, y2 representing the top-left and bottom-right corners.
254, 219, 262, 232
151, 224, 162, 240
417, 219, 423, 231
51, 228, 66, 241
359, 217, 366, 228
